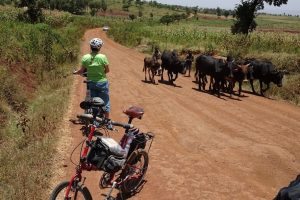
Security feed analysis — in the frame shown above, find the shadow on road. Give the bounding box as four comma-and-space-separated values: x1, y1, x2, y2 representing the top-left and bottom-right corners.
158, 79, 182, 88
141, 80, 158, 85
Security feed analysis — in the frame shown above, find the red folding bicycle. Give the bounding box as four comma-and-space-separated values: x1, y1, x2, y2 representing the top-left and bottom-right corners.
49, 97, 154, 200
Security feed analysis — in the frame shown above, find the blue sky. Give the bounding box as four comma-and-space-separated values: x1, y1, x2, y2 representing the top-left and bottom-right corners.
150, 0, 300, 15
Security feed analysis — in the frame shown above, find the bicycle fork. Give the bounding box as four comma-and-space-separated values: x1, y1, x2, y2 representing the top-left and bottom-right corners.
104, 175, 130, 200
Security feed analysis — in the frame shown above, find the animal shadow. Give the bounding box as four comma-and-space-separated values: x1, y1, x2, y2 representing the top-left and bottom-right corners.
241, 90, 273, 100
141, 80, 158, 85
158, 79, 182, 88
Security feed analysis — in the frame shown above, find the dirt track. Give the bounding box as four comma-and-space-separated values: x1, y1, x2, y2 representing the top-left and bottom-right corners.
58, 28, 300, 200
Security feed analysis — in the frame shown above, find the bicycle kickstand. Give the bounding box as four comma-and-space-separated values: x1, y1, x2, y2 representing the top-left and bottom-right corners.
104, 181, 117, 200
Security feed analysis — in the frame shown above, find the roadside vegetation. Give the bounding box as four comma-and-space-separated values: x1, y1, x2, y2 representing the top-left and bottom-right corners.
0, 1, 299, 198
0, 6, 110, 199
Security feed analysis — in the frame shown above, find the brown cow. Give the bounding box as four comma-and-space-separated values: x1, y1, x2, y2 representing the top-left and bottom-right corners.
143, 57, 161, 84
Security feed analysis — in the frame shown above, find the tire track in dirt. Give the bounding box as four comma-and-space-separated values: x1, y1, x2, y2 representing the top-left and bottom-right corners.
53, 28, 300, 200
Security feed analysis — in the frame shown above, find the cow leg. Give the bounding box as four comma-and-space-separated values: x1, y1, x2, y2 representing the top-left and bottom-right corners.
203, 75, 207, 90
228, 81, 233, 98
198, 73, 202, 90
259, 80, 264, 96
238, 81, 242, 96
148, 68, 152, 82
173, 73, 178, 82
215, 79, 221, 98
168, 71, 172, 83
250, 79, 256, 94
195, 69, 199, 83
209, 76, 214, 91
151, 69, 156, 84
161, 68, 164, 81
144, 67, 147, 81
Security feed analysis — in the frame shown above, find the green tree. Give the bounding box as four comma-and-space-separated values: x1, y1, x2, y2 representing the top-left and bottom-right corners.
17, 0, 44, 23
223, 10, 230, 18
160, 14, 173, 25
122, 3, 129, 11
192, 6, 198, 15
89, 0, 101, 16
101, 0, 107, 12
216, 7, 221, 17
232, 0, 288, 34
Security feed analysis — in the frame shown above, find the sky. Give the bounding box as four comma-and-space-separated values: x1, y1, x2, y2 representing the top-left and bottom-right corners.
150, 0, 300, 15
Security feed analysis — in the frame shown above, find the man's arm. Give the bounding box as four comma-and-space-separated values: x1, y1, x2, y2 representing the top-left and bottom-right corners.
73, 67, 86, 75
104, 64, 110, 74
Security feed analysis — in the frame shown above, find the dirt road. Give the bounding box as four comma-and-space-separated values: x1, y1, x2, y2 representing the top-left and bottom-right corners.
58, 28, 300, 200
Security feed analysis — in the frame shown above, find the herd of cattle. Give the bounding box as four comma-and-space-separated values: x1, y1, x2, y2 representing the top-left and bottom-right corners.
143, 50, 286, 98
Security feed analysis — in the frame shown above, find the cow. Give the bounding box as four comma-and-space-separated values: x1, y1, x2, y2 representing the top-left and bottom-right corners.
161, 50, 187, 84
245, 60, 284, 96
143, 57, 161, 84
194, 55, 231, 97
224, 62, 251, 97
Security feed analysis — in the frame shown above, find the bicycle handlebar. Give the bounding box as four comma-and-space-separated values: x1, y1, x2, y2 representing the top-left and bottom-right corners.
110, 121, 133, 129
77, 114, 133, 130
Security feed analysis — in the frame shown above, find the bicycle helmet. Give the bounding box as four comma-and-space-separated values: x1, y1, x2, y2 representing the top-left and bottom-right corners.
90, 38, 103, 50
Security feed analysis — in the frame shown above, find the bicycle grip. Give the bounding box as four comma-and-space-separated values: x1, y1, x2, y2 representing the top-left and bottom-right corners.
111, 121, 133, 129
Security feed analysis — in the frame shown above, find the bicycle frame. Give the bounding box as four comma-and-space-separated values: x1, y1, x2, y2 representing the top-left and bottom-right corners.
65, 125, 98, 197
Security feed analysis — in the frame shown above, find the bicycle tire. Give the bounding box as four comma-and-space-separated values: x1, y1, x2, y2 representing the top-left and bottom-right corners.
49, 181, 92, 200
121, 149, 149, 194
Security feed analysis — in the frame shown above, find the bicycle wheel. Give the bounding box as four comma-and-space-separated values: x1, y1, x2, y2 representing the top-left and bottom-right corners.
121, 149, 149, 194
49, 181, 92, 200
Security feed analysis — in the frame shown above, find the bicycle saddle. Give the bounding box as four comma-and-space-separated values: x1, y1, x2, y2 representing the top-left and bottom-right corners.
80, 97, 105, 109
123, 106, 144, 119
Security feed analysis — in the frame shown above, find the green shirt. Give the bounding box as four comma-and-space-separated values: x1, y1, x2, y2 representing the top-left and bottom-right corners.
81, 53, 109, 82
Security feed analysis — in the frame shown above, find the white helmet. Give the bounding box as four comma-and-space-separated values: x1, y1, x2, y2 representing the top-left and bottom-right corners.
90, 38, 103, 49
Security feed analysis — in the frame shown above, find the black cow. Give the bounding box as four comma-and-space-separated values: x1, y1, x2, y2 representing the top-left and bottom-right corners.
195, 55, 232, 97
143, 57, 161, 84
161, 50, 187, 84
246, 60, 284, 96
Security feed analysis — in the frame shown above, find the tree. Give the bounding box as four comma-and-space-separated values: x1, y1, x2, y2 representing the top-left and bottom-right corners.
216, 7, 221, 17
223, 10, 230, 18
89, 0, 101, 16
122, 3, 129, 11
232, 0, 288, 34
101, 0, 107, 12
192, 6, 198, 15
17, 0, 44, 23
159, 15, 173, 25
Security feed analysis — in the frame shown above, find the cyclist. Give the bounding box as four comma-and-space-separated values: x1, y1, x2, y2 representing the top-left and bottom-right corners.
74, 38, 110, 118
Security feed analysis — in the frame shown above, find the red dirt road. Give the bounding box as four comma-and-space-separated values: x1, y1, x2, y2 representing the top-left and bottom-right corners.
57, 28, 300, 200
